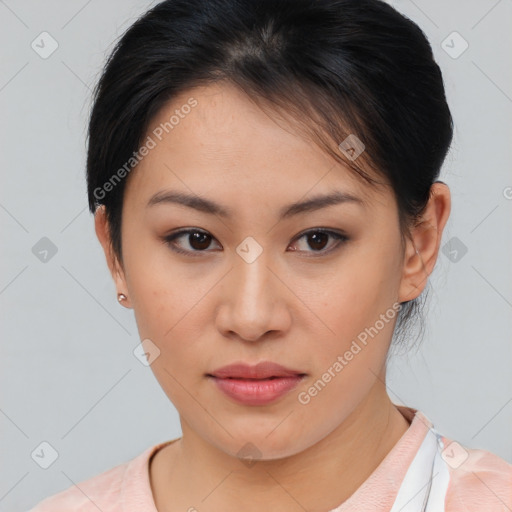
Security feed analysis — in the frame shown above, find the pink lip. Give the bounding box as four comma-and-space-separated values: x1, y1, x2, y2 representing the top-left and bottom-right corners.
207, 361, 306, 406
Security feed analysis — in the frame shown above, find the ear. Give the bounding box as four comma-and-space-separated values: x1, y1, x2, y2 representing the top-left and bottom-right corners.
398, 181, 451, 303
94, 205, 132, 308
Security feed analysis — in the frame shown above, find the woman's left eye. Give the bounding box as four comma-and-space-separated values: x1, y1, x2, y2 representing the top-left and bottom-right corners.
289, 229, 348, 256
162, 228, 348, 257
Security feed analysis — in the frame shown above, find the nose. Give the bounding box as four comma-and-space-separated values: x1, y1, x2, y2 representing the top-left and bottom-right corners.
215, 248, 291, 342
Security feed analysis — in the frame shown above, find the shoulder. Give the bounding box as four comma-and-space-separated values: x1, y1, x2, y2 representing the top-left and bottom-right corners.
28, 463, 128, 512
26, 444, 155, 512
442, 436, 512, 512
27, 462, 127, 512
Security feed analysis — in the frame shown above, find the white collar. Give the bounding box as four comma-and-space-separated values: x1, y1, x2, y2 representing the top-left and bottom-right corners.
390, 427, 450, 512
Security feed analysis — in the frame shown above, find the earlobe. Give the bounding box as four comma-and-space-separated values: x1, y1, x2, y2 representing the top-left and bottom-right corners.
94, 206, 132, 308
398, 182, 451, 303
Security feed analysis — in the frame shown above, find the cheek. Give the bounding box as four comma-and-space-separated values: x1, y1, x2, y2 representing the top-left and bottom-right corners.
304, 248, 401, 402
123, 242, 220, 374
318, 252, 399, 338
122, 238, 186, 337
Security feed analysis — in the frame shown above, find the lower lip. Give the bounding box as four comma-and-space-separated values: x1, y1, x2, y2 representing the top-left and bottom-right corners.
209, 375, 305, 405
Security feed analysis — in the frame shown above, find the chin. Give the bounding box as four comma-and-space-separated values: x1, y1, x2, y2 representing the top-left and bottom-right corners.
212, 427, 319, 463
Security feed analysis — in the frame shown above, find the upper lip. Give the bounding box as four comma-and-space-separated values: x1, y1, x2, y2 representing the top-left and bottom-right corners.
208, 361, 306, 379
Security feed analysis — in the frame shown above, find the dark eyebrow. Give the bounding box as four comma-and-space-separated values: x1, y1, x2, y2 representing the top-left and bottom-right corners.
146, 190, 365, 219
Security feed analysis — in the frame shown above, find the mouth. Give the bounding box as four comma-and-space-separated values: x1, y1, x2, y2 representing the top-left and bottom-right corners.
206, 361, 307, 405
207, 361, 307, 380
215, 376, 294, 380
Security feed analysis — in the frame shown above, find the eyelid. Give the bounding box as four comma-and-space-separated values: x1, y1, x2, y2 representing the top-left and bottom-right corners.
289, 228, 348, 257
162, 228, 221, 257
162, 227, 348, 257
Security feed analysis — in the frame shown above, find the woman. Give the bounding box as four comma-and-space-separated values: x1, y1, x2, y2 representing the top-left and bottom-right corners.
29, 0, 512, 510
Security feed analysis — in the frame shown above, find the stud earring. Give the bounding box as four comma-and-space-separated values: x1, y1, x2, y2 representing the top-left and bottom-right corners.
117, 293, 127, 303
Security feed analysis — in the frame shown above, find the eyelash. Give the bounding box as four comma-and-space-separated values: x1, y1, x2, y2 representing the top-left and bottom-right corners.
162, 228, 348, 258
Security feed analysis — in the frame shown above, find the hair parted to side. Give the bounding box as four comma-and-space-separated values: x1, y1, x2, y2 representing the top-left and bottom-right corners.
86, 0, 453, 349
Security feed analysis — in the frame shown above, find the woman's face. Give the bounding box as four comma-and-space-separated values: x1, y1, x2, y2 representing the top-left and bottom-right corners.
101, 82, 420, 459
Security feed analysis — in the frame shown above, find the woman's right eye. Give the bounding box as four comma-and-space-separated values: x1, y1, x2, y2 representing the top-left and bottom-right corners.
163, 229, 222, 256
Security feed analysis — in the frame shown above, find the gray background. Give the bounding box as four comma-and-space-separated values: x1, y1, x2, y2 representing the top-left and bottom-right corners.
1, 0, 511, 510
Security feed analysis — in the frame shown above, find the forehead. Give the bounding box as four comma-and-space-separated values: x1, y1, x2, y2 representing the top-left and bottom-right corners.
126, 82, 390, 211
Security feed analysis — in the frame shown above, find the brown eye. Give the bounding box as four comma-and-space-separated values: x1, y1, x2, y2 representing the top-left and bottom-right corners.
306, 231, 329, 251
288, 229, 348, 256
163, 229, 221, 255
188, 231, 213, 250
163, 228, 348, 258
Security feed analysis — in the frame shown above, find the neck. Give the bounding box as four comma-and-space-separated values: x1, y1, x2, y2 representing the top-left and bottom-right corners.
151, 381, 410, 512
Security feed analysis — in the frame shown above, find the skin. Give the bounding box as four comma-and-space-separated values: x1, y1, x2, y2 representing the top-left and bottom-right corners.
95, 81, 451, 512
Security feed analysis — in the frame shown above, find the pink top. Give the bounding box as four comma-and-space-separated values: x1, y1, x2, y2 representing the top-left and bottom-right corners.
28, 406, 512, 511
